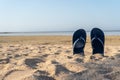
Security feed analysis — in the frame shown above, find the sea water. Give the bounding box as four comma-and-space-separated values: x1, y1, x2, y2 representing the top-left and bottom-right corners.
0, 31, 120, 36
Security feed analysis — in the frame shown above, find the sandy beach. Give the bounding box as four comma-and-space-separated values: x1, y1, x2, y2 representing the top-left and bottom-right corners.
0, 35, 120, 80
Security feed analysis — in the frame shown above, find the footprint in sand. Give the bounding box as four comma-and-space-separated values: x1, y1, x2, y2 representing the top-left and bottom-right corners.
43, 60, 73, 76
55, 64, 72, 75
51, 61, 85, 76
25, 58, 44, 69
11, 69, 54, 80
33, 70, 55, 80
3, 70, 34, 80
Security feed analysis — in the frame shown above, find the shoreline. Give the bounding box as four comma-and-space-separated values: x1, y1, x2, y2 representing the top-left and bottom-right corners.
0, 31, 120, 36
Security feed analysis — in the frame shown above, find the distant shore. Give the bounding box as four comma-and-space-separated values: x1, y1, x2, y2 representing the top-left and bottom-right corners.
0, 30, 120, 36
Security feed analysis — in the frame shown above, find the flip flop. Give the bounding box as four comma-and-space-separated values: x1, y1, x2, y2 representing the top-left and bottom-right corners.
72, 29, 86, 55
90, 28, 105, 55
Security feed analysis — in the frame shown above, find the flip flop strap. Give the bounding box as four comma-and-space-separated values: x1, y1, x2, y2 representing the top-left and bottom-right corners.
73, 37, 85, 47
92, 37, 104, 46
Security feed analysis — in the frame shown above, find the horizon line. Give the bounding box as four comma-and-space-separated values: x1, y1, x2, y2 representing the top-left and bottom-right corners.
0, 29, 120, 33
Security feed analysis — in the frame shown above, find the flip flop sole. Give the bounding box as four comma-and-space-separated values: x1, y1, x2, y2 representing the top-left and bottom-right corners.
73, 29, 86, 55
91, 28, 105, 55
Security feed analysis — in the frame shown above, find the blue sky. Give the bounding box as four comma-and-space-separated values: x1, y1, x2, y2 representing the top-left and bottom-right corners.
0, 0, 120, 32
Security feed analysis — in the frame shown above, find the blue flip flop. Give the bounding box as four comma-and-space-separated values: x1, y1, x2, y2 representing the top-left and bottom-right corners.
73, 29, 86, 55
91, 28, 105, 55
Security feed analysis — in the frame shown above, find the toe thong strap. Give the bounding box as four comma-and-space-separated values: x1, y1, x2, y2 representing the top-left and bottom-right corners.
73, 37, 85, 48
92, 37, 104, 46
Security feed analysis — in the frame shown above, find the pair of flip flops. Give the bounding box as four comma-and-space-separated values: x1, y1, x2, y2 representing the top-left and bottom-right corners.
73, 28, 105, 56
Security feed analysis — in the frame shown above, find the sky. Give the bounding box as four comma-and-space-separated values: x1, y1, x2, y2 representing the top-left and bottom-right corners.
0, 0, 120, 32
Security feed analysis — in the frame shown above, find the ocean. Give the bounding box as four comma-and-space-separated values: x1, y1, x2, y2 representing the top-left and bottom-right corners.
0, 31, 120, 36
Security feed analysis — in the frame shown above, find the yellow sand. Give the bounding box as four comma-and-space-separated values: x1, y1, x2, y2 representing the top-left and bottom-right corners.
0, 36, 120, 80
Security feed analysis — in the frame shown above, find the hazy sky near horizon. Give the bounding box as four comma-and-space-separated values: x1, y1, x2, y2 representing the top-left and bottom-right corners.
0, 0, 120, 32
